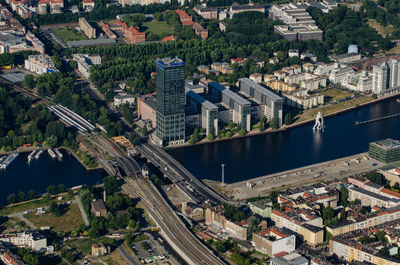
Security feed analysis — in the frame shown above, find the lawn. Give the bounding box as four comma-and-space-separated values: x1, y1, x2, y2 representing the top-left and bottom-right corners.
53, 27, 87, 43
142, 21, 174, 36
24, 204, 84, 232
102, 249, 131, 265
321, 88, 353, 102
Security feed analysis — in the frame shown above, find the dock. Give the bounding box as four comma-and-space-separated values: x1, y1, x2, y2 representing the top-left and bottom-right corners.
47, 148, 56, 159
34, 149, 43, 159
27, 150, 37, 163
55, 149, 63, 161
354, 113, 400, 126
0, 153, 19, 169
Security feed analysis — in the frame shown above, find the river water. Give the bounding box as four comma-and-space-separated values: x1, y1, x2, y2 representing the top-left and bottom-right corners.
169, 97, 400, 183
0, 150, 104, 204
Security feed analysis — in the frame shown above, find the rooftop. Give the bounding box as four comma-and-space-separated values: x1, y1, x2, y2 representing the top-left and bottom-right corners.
156, 57, 185, 68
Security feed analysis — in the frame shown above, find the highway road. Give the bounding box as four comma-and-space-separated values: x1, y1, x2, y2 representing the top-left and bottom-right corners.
136, 141, 229, 204
122, 176, 225, 265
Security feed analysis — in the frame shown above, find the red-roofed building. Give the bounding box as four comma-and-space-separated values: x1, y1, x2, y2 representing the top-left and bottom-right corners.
98, 21, 117, 39
1, 250, 25, 265
161, 35, 177, 42
192, 22, 208, 39
125, 26, 145, 44
82, 0, 94, 10
175, 9, 194, 26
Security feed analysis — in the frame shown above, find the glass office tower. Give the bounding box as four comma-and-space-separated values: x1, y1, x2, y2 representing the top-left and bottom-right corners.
155, 57, 186, 146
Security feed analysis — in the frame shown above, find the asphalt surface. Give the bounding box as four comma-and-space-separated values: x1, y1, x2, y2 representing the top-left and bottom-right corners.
118, 245, 140, 265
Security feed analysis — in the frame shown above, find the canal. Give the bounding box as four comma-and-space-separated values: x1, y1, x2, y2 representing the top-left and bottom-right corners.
0, 150, 104, 204
169, 97, 400, 183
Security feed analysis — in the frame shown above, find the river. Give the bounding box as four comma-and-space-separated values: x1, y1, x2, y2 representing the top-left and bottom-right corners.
169, 97, 400, 183
0, 150, 104, 204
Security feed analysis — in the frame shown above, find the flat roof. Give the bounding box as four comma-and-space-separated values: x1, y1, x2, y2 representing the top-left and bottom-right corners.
373, 138, 400, 150
156, 57, 185, 68
239, 78, 282, 101
67, 38, 116, 47
185, 87, 218, 110
209, 82, 251, 106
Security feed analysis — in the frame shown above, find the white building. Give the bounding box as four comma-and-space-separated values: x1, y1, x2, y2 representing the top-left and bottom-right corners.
24, 54, 58, 75
388, 59, 400, 89
114, 93, 135, 107
372, 62, 388, 94
73, 54, 101, 79
0, 232, 47, 251
329, 63, 354, 84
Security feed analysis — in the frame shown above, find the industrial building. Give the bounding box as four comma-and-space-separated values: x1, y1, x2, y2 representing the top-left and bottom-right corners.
155, 57, 186, 146
369, 138, 400, 163
237, 78, 283, 127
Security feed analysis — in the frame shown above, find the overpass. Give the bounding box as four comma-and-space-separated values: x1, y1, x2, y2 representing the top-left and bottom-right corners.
136, 141, 229, 205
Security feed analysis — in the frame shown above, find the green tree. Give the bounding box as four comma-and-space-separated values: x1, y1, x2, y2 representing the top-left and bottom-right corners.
57, 184, 66, 193
7, 194, 17, 204
239, 129, 246, 136
47, 185, 57, 195
340, 186, 349, 206
50, 201, 62, 216
104, 176, 119, 195
27, 190, 36, 200
284, 113, 292, 125
18, 191, 25, 202
24, 74, 35, 88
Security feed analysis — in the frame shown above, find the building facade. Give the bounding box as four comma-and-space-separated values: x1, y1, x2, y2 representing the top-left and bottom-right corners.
155, 57, 186, 146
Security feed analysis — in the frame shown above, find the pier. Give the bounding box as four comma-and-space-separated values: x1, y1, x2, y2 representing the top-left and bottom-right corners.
354, 113, 400, 126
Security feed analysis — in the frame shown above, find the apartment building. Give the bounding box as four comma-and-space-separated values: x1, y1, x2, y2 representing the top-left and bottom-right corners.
238, 78, 283, 127
205, 206, 248, 240
24, 54, 58, 74
229, 2, 265, 16
117, 0, 169, 6
193, 5, 218, 19
327, 205, 400, 236
348, 185, 400, 208
372, 62, 388, 94
283, 89, 324, 109
328, 63, 355, 84
72, 53, 101, 79
252, 227, 296, 257
79, 17, 96, 39
37, 0, 63, 14
0, 248, 25, 265
271, 208, 324, 246
192, 22, 208, 39
137, 93, 157, 128
284, 72, 327, 90
0, 232, 47, 251
175, 9, 194, 26
266, 80, 298, 92
330, 53, 362, 64
249, 198, 272, 218
330, 222, 400, 265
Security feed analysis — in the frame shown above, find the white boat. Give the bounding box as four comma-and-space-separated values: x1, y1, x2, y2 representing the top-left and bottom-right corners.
27, 150, 37, 163
55, 149, 63, 161
47, 148, 56, 159
0, 153, 19, 169
35, 149, 43, 159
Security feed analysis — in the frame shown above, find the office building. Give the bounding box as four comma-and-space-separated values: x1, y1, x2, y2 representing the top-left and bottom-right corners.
369, 138, 400, 163
270, 3, 323, 42
208, 82, 251, 131
137, 94, 157, 128
238, 78, 283, 127
155, 57, 186, 146
229, 2, 265, 16
372, 62, 388, 94
185, 86, 218, 136
270, 252, 309, 265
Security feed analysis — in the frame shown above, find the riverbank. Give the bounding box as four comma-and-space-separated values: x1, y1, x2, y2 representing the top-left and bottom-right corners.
172, 91, 400, 149
203, 152, 385, 201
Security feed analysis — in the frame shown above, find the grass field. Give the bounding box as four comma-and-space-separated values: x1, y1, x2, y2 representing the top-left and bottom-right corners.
24, 204, 84, 232
321, 88, 353, 102
53, 27, 87, 43
142, 21, 174, 36
102, 249, 131, 265
367, 19, 394, 38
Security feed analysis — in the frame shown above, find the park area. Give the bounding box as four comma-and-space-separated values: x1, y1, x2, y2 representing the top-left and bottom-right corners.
142, 21, 174, 37
24, 204, 84, 232
53, 27, 87, 43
